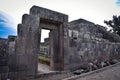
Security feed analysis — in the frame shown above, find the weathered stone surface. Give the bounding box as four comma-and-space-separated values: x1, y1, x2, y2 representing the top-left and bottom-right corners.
8, 36, 17, 72
65, 19, 120, 70
1, 5, 120, 80
30, 6, 68, 22
0, 38, 9, 79
15, 6, 69, 78
16, 14, 40, 77
0, 38, 8, 67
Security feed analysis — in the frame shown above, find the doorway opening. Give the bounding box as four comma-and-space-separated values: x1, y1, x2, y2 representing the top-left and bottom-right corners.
38, 29, 51, 73
38, 19, 64, 73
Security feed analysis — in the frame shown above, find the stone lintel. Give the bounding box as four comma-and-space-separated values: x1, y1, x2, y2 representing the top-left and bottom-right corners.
30, 5, 68, 22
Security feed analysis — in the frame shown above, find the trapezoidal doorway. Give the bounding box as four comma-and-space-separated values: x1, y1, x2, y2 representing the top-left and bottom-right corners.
39, 19, 64, 71
16, 6, 68, 77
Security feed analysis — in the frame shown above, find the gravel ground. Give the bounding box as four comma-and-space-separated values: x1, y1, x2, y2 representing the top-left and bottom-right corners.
38, 63, 54, 73
64, 62, 120, 80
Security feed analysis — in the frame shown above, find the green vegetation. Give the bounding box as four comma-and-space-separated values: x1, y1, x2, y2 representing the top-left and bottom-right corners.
38, 56, 50, 65
104, 15, 120, 36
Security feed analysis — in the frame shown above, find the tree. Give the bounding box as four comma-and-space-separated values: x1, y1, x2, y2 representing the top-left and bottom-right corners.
104, 15, 120, 36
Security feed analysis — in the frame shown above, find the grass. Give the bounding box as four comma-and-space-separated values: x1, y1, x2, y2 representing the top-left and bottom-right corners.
38, 56, 50, 65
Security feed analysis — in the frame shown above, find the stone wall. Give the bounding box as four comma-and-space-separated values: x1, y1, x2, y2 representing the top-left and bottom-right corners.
8, 36, 16, 68
0, 38, 9, 79
30, 6, 69, 71
65, 19, 120, 70
15, 5, 69, 77
7, 35, 18, 79
16, 14, 40, 77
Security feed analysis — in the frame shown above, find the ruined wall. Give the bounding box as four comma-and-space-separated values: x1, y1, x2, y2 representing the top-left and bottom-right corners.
65, 19, 120, 70
1, 5, 120, 79
15, 5, 69, 77
0, 38, 8, 66
7, 36, 17, 79
30, 6, 69, 71
15, 14, 40, 77
0, 38, 9, 79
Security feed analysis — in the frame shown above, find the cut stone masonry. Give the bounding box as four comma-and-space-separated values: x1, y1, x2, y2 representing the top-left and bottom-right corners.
0, 6, 120, 79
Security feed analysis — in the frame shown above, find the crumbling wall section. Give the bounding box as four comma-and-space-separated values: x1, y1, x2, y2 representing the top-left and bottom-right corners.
66, 19, 120, 70
7, 36, 18, 79
0, 38, 9, 79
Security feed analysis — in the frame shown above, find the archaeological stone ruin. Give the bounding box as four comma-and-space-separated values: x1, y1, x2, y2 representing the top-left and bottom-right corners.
0, 6, 120, 80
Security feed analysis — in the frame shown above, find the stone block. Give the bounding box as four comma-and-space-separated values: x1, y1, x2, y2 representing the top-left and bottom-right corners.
0, 66, 9, 73
16, 54, 38, 77
8, 54, 16, 72
8, 72, 18, 80
30, 6, 68, 22
1, 73, 8, 80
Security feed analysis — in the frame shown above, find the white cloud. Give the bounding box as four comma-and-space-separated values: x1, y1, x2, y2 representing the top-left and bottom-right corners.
0, 0, 119, 39
0, 0, 119, 26
0, 11, 17, 30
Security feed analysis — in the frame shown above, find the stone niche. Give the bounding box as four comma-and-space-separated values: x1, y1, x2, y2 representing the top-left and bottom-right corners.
15, 6, 69, 77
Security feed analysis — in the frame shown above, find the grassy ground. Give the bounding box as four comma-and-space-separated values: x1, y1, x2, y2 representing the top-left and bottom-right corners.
38, 56, 50, 65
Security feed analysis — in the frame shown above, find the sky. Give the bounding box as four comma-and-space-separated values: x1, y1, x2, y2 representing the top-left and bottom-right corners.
0, 11, 16, 38
116, 0, 120, 6
0, 0, 120, 41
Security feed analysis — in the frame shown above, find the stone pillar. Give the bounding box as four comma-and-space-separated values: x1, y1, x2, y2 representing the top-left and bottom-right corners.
63, 23, 70, 70
8, 36, 16, 66
8, 36, 17, 79
16, 14, 40, 77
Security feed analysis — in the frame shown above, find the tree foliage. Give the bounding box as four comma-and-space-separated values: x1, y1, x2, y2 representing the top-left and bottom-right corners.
104, 15, 120, 35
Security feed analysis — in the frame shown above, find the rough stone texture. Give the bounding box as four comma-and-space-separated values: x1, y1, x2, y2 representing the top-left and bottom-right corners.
8, 36, 17, 71
30, 6, 69, 70
30, 6, 68, 22
64, 19, 120, 70
16, 14, 40, 77
63, 62, 120, 80
0, 38, 8, 67
15, 6, 69, 78
16, 6, 120, 77
7, 36, 18, 79
1, 6, 120, 79
0, 38, 9, 79
69, 19, 120, 42
31, 6, 68, 71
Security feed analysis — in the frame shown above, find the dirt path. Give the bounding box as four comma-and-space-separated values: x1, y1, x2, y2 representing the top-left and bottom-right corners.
64, 62, 120, 80
38, 62, 54, 73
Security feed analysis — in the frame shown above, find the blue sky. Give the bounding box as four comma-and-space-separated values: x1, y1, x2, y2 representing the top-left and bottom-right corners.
0, 11, 16, 38
116, 0, 120, 6
0, 0, 119, 40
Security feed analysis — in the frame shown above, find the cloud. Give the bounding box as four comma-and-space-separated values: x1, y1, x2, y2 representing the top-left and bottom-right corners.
116, 0, 120, 6
0, 11, 17, 30
0, 24, 16, 38
0, 11, 17, 38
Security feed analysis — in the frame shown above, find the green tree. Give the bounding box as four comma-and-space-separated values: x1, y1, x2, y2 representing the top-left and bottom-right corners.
104, 15, 120, 35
